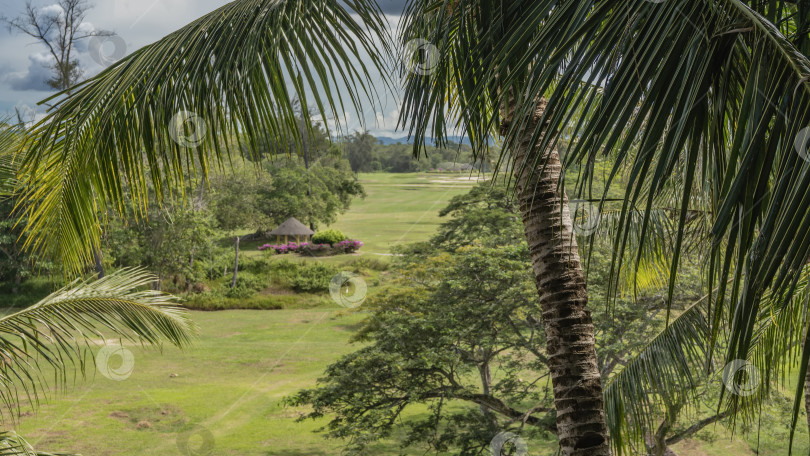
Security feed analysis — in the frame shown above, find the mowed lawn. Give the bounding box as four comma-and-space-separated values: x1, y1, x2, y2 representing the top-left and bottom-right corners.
330, 173, 486, 254
7, 172, 804, 455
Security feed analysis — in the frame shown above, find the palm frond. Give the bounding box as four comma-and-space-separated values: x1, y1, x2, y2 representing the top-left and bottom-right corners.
19, 0, 393, 273
603, 297, 709, 453
0, 431, 75, 456
0, 268, 196, 421
0, 123, 24, 196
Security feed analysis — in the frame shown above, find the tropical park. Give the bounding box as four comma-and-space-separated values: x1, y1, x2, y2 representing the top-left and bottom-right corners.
0, 0, 809, 455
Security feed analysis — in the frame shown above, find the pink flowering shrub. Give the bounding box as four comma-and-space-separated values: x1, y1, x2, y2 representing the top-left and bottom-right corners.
258, 240, 362, 256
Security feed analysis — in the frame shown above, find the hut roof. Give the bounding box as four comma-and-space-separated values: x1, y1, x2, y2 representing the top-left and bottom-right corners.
269, 217, 314, 236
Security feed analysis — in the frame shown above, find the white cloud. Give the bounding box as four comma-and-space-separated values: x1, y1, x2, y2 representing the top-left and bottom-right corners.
5, 53, 54, 91
39, 4, 65, 19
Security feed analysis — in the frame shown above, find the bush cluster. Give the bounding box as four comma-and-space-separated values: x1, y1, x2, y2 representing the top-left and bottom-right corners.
311, 229, 347, 245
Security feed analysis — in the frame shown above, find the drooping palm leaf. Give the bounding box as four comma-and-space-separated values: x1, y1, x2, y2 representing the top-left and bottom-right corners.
0, 431, 75, 456
603, 298, 709, 454
0, 123, 23, 195
0, 268, 195, 422
399, 0, 810, 449
19, 0, 393, 273
604, 265, 810, 453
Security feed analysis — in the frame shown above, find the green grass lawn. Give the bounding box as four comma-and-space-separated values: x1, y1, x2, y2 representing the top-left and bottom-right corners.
330, 172, 486, 254
6, 171, 810, 455
13, 309, 377, 456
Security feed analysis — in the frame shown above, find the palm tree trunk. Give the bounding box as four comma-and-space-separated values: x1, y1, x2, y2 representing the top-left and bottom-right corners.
507, 99, 610, 455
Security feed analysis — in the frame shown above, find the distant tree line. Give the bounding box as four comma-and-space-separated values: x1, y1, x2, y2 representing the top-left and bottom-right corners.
342, 131, 492, 173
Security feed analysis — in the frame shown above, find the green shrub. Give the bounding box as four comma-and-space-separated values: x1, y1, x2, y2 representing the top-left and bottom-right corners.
234, 272, 266, 291
225, 285, 257, 299
312, 229, 347, 246
346, 257, 389, 273
291, 263, 338, 293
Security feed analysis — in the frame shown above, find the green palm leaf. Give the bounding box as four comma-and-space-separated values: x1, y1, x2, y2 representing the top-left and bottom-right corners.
603, 298, 709, 454
19, 0, 392, 273
0, 431, 76, 455
0, 267, 195, 422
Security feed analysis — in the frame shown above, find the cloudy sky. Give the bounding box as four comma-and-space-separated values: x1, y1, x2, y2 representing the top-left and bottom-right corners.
0, 0, 410, 136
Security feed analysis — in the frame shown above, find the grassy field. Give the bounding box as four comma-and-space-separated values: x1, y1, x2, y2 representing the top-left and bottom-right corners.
6, 172, 809, 455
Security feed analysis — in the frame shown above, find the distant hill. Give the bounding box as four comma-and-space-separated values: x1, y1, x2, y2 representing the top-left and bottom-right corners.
374, 135, 472, 146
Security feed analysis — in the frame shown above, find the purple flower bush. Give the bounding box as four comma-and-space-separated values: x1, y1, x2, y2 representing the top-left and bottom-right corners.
334, 239, 363, 253
258, 240, 363, 256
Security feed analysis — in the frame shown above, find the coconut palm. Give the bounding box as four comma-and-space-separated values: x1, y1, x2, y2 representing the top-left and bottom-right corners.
14, 0, 810, 454
399, 0, 810, 454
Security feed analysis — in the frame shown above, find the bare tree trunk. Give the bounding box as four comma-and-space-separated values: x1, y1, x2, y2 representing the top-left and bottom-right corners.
805, 361, 810, 440
93, 247, 105, 279
507, 98, 610, 456
477, 354, 497, 426
231, 236, 240, 288
12, 273, 21, 295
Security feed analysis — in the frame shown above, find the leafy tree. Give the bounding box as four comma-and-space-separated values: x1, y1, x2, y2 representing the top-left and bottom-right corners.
344, 131, 376, 172
208, 163, 273, 233
105, 207, 218, 291
290, 244, 550, 455
0, 196, 51, 294
255, 158, 364, 230
431, 180, 523, 250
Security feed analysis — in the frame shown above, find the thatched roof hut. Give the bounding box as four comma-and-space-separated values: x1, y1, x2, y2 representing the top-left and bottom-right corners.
269, 217, 314, 244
